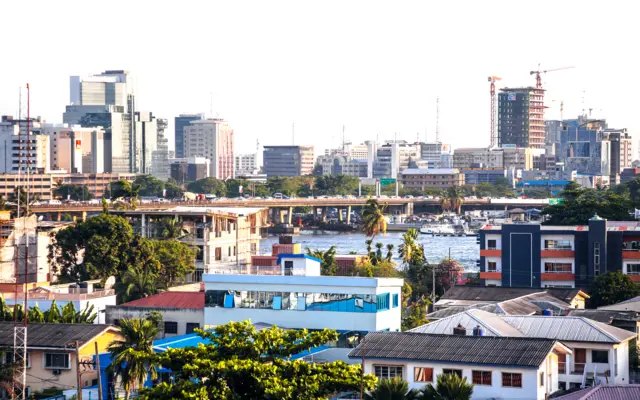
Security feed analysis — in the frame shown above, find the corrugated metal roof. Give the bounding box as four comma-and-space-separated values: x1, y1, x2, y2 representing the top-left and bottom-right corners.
599, 296, 640, 312
554, 385, 640, 400
348, 332, 555, 368
120, 291, 204, 309
410, 309, 523, 337
501, 316, 635, 343
567, 310, 640, 323
439, 286, 543, 302
0, 322, 116, 349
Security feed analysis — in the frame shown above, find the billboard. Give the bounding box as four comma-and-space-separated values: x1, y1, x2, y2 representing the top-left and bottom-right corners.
75, 139, 82, 150
508, 93, 517, 101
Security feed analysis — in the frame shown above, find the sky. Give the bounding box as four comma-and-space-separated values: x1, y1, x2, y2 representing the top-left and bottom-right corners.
1, 0, 638, 156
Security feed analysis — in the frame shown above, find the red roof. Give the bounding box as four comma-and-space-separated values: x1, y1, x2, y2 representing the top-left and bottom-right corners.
120, 291, 204, 309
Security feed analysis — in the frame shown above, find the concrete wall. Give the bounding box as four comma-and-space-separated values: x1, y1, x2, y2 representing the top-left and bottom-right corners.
106, 306, 204, 337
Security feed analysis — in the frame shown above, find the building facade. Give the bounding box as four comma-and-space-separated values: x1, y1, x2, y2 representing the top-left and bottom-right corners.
372, 141, 420, 179
453, 147, 504, 169
460, 168, 506, 185
498, 87, 545, 149
478, 217, 640, 289
235, 153, 258, 177
42, 124, 104, 173
420, 142, 452, 168
174, 114, 203, 159
170, 157, 210, 184
608, 129, 633, 178
263, 145, 315, 177
399, 168, 464, 190
184, 119, 234, 179
0, 116, 50, 174
317, 155, 368, 177
150, 118, 170, 180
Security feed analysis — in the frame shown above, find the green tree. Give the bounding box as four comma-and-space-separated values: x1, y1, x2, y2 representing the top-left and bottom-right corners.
133, 175, 165, 197
139, 320, 376, 400
157, 216, 187, 239
117, 267, 162, 303
422, 373, 474, 400
398, 229, 423, 267
186, 178, 228, 196
588, 271, 640, 308
385, 244, 394, 262
315, 175, 359, 196
0, 195, 6, 211
152, 239, 197, 287
375, 242, 384, 263
401, 298, 430, 331
440, 186, 464, 214
362, 199, 387, 238
0, 349, 17, 396
267, 176, 304, 197
306, 246, 338, 276
110, 179, 136, 199
364, 377, 421, 400
53, 183, 93, 201
109, 318, 160, 400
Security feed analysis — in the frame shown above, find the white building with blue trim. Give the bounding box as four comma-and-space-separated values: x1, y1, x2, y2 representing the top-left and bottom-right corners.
203, 253, 403, 334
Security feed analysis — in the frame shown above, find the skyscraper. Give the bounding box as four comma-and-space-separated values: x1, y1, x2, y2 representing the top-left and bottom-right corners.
498, 87, 545, 149
184, 118, 234, 179
174, 114, 203, 158
63, 70, 136, 173
263, 146, 315, 177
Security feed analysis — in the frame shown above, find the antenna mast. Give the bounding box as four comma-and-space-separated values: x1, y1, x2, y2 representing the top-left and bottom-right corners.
435, 97, 440, 143
342, 124, 345, 152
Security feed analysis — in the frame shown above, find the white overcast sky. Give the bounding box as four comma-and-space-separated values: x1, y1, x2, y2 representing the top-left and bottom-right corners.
1, 0, 637, 155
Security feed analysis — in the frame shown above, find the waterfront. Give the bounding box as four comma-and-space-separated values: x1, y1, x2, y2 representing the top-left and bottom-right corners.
260, 231, 480, 271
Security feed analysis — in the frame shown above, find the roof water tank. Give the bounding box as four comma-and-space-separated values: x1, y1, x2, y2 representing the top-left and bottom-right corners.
453, 324, 466, 335
543, 309, 553, 316
472, 325, 484, 336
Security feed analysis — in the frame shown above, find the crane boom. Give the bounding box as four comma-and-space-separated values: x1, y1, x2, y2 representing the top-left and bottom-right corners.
488, 76, 502, 147
529, 65, 574, 88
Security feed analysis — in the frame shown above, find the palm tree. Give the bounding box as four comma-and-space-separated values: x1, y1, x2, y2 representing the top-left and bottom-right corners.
441, 186, 464, 215
117, 267, 161, 303
364, 377, 421, 400
365, 239, 374, 255
362, 199, 388, 237
109, 318, 160, 400
158, 216, 187, 239
385, 244, 394, 262
375, 242, 384, 263
422, 373, 474, 400
305, 246, 337, 275
398, 228, 419, 265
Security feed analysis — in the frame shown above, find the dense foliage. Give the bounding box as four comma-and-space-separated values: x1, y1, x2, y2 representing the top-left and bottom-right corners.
362, 199, 387, 237
587, 271, 640, 308
53, 183, 93, 201
0, 297, 96, 324
306, 245, 338, 276
139, 320, 376, 399
364, 377, 421, 399
422, 373, 474, 400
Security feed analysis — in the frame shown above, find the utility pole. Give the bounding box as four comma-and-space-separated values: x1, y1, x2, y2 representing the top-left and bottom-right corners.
75, 340, 83, 400
360, 336, 366, 400
95, 342, 103, 400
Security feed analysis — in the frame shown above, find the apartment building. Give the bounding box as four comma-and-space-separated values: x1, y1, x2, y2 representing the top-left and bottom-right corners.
399, 168, 464, 189
263, 145, 315, 177
184, 119, 234, 179
0, 116, 50, 173
478, 217, 640, 289
170, 157, 210, 184
498, 87, 545, 149
42, 124, 105, 173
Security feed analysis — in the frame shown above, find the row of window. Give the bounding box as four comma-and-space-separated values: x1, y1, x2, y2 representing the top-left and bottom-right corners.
4, 352, 66, 369
205, 290, 398, 313
544, 240, 572, 250
374, 365, 522, 388
113, 320, 200, 335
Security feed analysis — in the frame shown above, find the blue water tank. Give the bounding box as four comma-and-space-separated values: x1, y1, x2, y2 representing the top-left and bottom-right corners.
543, 309, 553, 316
472, 326, 484, 336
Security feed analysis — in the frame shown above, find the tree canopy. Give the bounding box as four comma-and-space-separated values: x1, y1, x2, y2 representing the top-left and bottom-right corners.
53, 183, 93, 201
186, 178, 228, 197
139, 320, 376, 399
587, 271, 640, 308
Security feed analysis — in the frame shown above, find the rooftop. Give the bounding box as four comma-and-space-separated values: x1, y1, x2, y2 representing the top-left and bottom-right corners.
567, 309, 640, 324
599, 296, 640, 312
276, 254, 322, 264
410, 309, 523, 337
399, 168, 460, 175
348, 332, 561, 368
119, 291, 204, 309
439, 286, 543, 303
0, 322, 117, 350
203, 274, 404, 288
554, 385, 640, 400
114, 206, 265, 217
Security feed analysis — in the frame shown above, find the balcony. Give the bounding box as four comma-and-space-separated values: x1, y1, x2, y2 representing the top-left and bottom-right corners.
541, 249, 575, 258
480, 249, 501, 257
541, 272, 575, 281
480, 271, 502, 280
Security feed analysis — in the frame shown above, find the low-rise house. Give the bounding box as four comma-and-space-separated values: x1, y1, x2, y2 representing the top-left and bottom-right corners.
348, 331, 571, 399
411, 310, 636, 390
554, 384, 640, 399
105, 291, 204, 338
0, 322, 121, 395
567, 309, 640, 341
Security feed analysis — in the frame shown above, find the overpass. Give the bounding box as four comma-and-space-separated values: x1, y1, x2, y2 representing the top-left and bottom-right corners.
29, 197, 550, 222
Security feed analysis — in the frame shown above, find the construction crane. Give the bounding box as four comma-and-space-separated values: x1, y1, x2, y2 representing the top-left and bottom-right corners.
488, 76, 502, 148
529, 65, 574, 88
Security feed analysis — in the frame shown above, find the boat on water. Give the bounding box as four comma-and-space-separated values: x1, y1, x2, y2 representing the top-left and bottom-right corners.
419, 223, 456, 235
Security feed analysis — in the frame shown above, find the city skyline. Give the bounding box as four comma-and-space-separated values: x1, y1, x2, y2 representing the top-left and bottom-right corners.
1, 0, 638, 156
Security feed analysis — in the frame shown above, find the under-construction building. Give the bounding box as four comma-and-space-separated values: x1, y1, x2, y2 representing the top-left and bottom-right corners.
498, 87, 545, 149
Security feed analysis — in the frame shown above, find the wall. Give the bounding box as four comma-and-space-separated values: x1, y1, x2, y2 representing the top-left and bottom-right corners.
27, 350, 81, 393
106, 306, 204, 337
363, 359, 548, 400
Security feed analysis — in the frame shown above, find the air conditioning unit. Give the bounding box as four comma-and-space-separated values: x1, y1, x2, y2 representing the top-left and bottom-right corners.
52, 369, 61, 375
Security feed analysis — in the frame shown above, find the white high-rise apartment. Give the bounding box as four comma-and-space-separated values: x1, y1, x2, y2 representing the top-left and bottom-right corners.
0, 116, 50, 174
235, 153, 258, 177
184, 119, 234, 179
41, 124, 104, 173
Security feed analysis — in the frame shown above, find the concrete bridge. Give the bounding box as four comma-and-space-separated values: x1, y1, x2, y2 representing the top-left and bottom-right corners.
29, 197, 550, 222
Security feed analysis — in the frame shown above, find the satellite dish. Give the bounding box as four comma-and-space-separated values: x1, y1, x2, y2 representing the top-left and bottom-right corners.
104, 276, 116, 290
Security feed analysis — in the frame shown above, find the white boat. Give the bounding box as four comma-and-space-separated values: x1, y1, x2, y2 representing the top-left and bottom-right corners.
419, 224, 456, 235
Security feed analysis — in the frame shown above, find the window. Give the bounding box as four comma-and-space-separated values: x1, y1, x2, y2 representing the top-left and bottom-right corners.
544, 239, 572, 250
544, 263, 572, 273
186, 323, 200, 334
487, 239, 497, 250
592, 350, 608, 363
44, 353, 70, 369
502, 373, 522, 388
594, 243, 600, 276
228, 247, 231, 257
393, 294, 399, 308
377, 293, 390, 311
539, 371, 544, 387
374, 365, 403, 380
284, 261, 294, 276
4, 352, 30, 368
215, 247, 222, 261
472, 370, 491, 385
414, 367, 433, 382
164, 321, 178, 334
487, 261, 497, 272
627, 264, 640, 275
442, 369, 462, 378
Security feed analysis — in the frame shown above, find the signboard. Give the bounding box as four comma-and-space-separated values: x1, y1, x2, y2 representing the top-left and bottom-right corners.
508, 93, 517, 101
548, 198, 565, 205
501, 144, 517, 149
380, 178, 396, 186
75, 139, 82, 150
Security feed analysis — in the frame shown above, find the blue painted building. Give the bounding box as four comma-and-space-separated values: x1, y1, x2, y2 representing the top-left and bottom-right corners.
174, 114, 203, 158
478, 217, 640, 289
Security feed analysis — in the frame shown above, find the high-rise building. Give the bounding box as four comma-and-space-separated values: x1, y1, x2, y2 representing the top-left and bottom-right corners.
174, 114, 203, 159
170, 157, 210, 185
263, 146, 315, 177
420, 142, 452, 168
0, 116, 50, 174
324, 141, 369, 161
498, 87, 545, 149
41, 124, 105, 173
184, 119, 234, 179
135, 111, 159, 175
63, 70, 135, 173
316, 155, 368, 177
235, 153, 258, 177
608, 129, 633, 178
150, 118, 170, 180
372, 141, 420, 179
